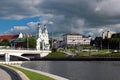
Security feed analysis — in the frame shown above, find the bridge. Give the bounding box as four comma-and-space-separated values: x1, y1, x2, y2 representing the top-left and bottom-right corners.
0, 49, 51, 62
0, 22, 52, 62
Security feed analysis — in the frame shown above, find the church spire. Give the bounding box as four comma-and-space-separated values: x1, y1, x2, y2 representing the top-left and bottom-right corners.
37, 23, 42, 38
43, 24, 48, 34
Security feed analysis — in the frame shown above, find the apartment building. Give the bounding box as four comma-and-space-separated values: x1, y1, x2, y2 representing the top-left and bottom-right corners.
63, 33, 91, 46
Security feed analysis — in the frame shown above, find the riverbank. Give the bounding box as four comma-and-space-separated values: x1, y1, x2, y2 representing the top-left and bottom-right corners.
31, 57, 120, 61
0, 64, 28, 80
1, 62, 68, 80
13, 65, 68, 80
7, 65, 54, 80
0, 67, 13, 80
21, 61, 120, 80
42, 51, 120, 61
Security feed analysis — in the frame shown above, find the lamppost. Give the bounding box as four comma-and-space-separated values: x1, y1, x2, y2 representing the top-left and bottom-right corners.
26, 34, 29, 50
72, 39, 75, 48
100, 39, 102, 50
108, 40, 109, 52
83, 40, 86, 46
79, 42, 81, 51
27, 37, 29, 50
51, 31, 53, 49
119, 41, 120, 52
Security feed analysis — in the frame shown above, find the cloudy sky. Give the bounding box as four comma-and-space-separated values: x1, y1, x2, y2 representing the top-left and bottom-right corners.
0, 0, 120, 39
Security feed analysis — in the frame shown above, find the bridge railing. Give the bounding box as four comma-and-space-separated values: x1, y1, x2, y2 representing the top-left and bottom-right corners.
0, 47, 36, 50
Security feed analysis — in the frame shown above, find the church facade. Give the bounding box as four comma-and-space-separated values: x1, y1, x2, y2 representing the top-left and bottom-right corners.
36, 23, 50, 50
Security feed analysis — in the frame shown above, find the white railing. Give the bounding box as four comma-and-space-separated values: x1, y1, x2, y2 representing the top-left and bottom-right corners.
0, 61, 22, 65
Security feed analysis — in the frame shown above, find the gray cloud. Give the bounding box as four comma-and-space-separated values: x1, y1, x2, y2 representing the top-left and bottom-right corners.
1, 0, 120, 38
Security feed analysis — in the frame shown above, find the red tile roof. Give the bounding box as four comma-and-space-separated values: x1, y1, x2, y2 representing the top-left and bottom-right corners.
0, 34, 19, 40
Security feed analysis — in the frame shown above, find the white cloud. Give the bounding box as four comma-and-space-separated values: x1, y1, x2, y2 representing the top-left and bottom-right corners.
13, 26, 28, 30
0, 0, 43, 20
86, 23, 120, 38
2, 0, 120, 39
49, 21, 54, 25
76, 19, 85, 26
27, 22, 38, 27
5, 26, 29, 34
95, 0, 120, 16
98, 28, 104, 33
95, 6, 101, 12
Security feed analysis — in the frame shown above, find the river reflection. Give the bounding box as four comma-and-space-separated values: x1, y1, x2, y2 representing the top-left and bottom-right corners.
22, 61, 120, 80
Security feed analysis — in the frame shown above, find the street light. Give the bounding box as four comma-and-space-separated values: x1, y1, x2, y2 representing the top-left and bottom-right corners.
119, 41, 120, 52
27, 37, 29, 50
108, 40, 109, 52
84, 40, 86, 46
72, 40, 75, 46
100, 39, 102, 50
51, 31, 53, 49
26, 34, 29, 50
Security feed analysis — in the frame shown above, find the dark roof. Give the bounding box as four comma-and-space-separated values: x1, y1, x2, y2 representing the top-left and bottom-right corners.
0, 34, 19, 40
63, 33, 90, 38
14, 38, 26, 42
82, 36, 89, 38
63, 33, 82, 36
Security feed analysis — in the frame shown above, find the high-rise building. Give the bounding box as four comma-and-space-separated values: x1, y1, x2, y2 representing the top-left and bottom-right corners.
102, 32, 106, 39
102, 31, 116, 39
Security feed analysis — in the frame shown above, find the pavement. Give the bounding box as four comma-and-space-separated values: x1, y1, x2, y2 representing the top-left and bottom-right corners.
0, 67, 12, 80
0, 63, 68, 80
60, 51, 76, 56
14, 65, 69, 80
0, 65, 29, 80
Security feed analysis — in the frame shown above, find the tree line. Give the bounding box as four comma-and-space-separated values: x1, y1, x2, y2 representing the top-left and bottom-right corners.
0, 36, 36, 48
0, 36, 53, 49
91, 33, 120, 49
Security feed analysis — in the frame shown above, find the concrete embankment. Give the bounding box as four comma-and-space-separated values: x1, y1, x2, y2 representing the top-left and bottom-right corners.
0, 66, 12, 80
14, 65, 69, 80
0, 65, 29, 80
0, 61, 68, 80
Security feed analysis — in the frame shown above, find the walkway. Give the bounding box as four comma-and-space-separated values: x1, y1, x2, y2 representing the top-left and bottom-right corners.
60, 51, 76, 56
0, 67, 12, 80
0, 65, 22, 80
15, 65, 68, 80
0, 49, 51, 54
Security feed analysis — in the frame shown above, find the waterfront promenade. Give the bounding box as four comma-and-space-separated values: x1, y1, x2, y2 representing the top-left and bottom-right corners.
0, 65, 24, 80
0, 62, 68, 80
0, 67, 12, 80
16, 65, 68, 80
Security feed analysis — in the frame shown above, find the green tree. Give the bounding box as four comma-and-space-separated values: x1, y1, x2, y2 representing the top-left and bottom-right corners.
94, 33, 120, 49
109, 38, 120, 49
94, 37, 103, 47
112, 33, 120, 38
0, 40, 10, 46
27, 36, 36, 48
49, 39, 52, 49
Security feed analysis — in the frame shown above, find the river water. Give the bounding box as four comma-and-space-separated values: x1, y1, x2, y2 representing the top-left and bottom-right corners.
22, 61, 120, 80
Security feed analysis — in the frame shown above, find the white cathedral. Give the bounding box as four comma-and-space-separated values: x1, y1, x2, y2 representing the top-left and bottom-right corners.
36, 23, 50, 50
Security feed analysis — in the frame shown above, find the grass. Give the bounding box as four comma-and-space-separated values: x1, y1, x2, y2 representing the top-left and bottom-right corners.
92, 53, 120, 57
75, 52, 89, 57
45, 52, 67, 58
75, 49, 120, 57
48, 47, 120, 58
6, 65, 54, 80
75, 49, 113, 57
